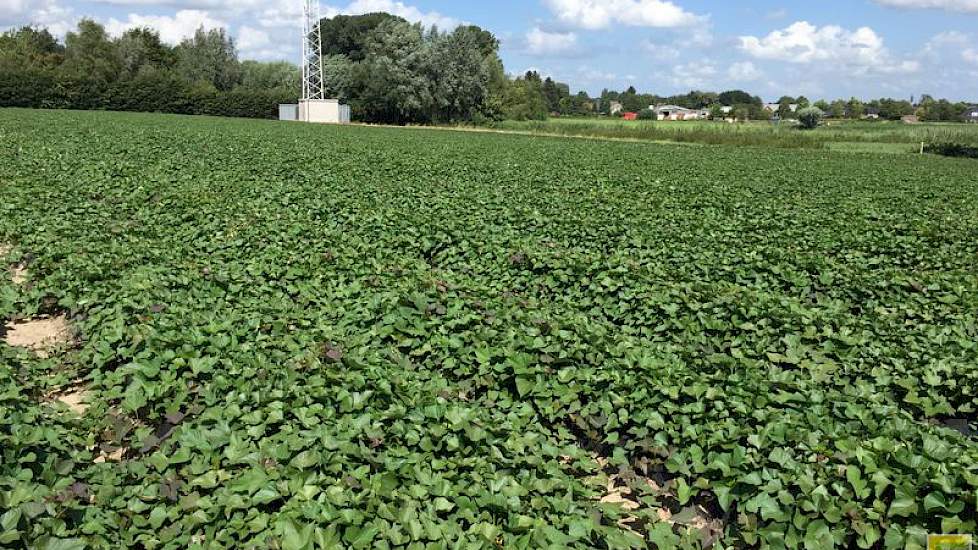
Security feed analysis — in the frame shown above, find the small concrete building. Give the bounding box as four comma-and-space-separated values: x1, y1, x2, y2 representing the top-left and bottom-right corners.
298, 99, 351, 124
279, 104, 299, 121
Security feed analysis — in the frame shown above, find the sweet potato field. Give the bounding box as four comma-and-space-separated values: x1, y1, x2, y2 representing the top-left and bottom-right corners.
1, 108, 977, 549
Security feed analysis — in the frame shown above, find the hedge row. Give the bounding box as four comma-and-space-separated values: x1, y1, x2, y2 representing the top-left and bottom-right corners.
924, 142, 978, 159
0, 68, 295, 119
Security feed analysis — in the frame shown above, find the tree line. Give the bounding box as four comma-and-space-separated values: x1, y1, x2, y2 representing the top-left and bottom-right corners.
0, 21, 298, 119
1, 14, 973, 124
0, 13, 555, 124
312, 14, 593, 123
596, 88, 974, 123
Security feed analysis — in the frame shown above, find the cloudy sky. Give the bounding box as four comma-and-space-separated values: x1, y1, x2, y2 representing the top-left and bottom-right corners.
3, 0, 978, 101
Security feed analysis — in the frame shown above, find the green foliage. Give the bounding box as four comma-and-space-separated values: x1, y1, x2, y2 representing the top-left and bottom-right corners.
636, 108, 656, 120
0, 19, 299, 119
847, 97, 866, 119
0, 68, 57, 107
0, 26, 64, 70
237, 60, 300, 94
924, 142, 978, 158
876, 98, 915, 121
916, 96, 972, 122
798, 106, 824, 129
828, 99, 847, 119
318, 12, 407, 62
489, 117, 978, 150
718, 89, 761, 107
174, 26, 241, 92
116, 27, 175, 77
64, 18, 123, 84
428, 27, 493, 122
501, 72, 548, 121
319, 17, 505, 124
1, 108, 977, 549
351, 20, 433, 123
0, 66, 290, 118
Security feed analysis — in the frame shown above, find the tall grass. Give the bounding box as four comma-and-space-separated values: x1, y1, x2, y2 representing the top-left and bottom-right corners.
481, 118, 978, 151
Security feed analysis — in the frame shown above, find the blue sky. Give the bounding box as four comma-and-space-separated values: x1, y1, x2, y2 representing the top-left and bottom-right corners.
3, 0, 978, 101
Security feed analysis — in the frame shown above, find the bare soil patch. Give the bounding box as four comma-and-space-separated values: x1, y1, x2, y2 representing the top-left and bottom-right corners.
93, 447, 126, 464
3, 315, 73, 357
1, 243, 29, 285
591, 454, 725, 547
51, 387, 91, 415
10, 264, 28, 285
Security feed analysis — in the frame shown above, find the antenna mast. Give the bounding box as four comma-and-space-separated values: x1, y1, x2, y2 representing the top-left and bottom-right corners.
301, 0, 325, 100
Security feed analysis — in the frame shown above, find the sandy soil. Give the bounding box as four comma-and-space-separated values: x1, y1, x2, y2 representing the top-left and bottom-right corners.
3, 315, 72, 358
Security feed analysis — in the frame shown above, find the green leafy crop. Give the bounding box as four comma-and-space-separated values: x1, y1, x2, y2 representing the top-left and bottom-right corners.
1, 108, 976, 549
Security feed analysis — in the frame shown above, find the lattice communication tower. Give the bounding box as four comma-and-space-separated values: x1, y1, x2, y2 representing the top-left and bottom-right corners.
301, 0, 325, 101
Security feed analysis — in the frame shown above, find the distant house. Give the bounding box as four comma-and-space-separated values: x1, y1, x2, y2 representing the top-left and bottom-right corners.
622, 112, 638, 121
966, 107, 978, 123
862, 107, 881, 119
609, 101, 624, 116
765, 103, 799, 113
653, 104, 705, 121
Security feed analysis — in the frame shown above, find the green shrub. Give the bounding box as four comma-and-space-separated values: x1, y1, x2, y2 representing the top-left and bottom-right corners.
636, 108, 656, 121
924, 142, 978, 159
797, 106, 823, 129
0, 69, 293, 119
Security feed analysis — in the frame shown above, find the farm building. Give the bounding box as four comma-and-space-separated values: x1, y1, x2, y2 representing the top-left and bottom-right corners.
966, 107, 978, 123
609, 101, 624, 115
621, 112, 638, 121
863, 108, 881, 119
653, 105, 708, 121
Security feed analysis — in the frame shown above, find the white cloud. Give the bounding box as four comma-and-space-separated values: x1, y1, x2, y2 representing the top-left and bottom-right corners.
84, 0, 461, 62
1, 0, 31, 18
964, 48, 978, 64
237, 25, 269, 50
91, 0, 458, 28
642, 40, 680, 60
577, 66, 617, 81
926, 30, 971, 48
872, 0, 978, 13
543, 0, 703, 30
739, 21, 919, 74
105, 9, 225, 44
670, 61, 717, 89
728, 61, 762, 81
238, 25, 294, 60
525, 27, 578, 56
1, 0, 74, 36
340, 0, 459, 30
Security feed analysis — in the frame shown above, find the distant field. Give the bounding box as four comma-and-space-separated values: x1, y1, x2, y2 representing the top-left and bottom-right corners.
486, 117, 978, 151
1, 108, 977, 549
